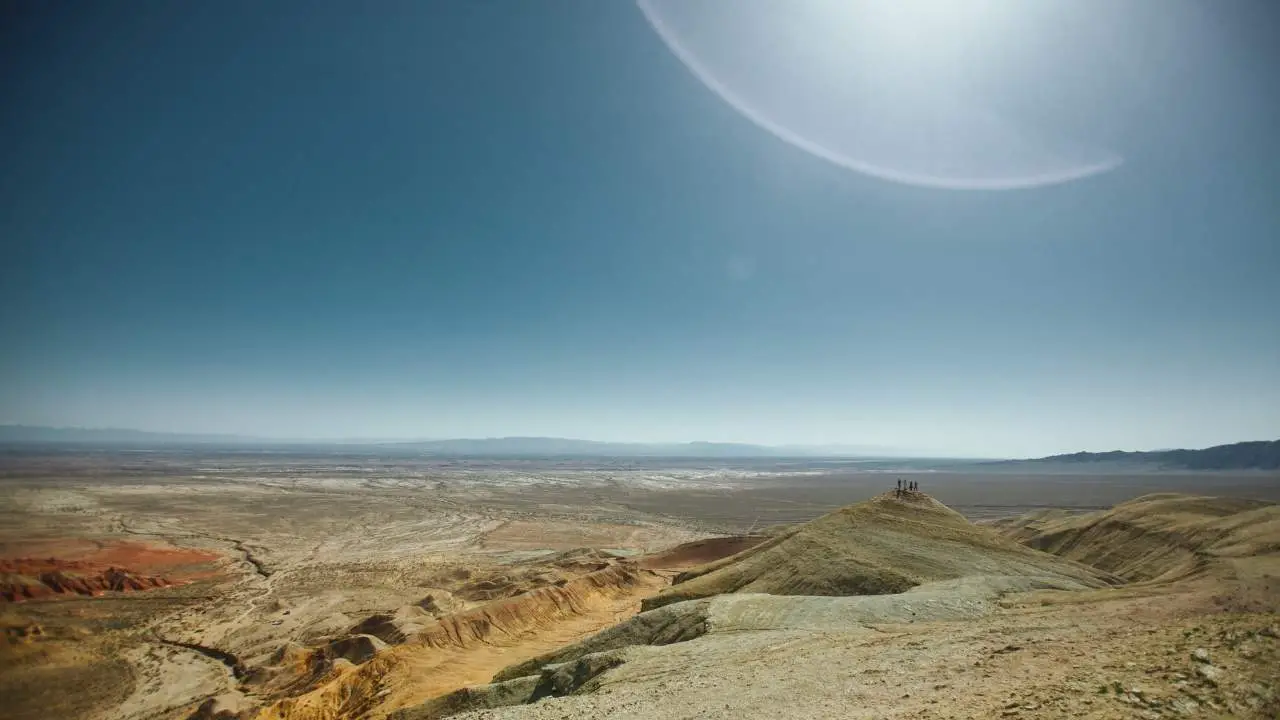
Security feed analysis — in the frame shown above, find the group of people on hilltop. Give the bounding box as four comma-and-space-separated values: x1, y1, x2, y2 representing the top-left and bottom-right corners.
894, 478, 919, 498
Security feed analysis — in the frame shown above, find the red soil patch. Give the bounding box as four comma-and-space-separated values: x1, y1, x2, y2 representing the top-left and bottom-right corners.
0, 539, 223, 602
637, 535, 769, 571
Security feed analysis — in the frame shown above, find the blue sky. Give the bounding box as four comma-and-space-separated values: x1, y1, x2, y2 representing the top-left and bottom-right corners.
1, 1, 1277, 456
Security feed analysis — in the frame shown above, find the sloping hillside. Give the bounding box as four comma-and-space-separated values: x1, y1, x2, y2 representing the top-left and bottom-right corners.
219, 493, 1280, 720
387, 492, 1280, 720
251, 563, 665, 720
642, 491, 1114, 610
991, 493, 1280, 590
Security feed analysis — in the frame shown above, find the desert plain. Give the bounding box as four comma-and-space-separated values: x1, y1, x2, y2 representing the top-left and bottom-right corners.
2, 447, 1278, 719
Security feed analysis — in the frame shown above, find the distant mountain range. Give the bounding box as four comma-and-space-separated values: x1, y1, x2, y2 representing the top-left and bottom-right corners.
385, 437, 899, 458
6, 425, 1274, 467
0, 425, 258, 444
1023, 440, 1280, 471
0, 426, 891, 457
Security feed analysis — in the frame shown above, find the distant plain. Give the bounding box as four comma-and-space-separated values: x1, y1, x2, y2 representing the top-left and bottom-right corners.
5, 447, 1279, 529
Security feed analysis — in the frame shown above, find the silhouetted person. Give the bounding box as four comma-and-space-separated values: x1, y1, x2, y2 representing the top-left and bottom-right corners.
896, 478, 902, 496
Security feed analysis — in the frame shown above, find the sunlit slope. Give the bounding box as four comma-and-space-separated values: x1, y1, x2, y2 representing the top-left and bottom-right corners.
252, 563, 664, 720
642, 492, 1114, 610
991, 493, 1280, 587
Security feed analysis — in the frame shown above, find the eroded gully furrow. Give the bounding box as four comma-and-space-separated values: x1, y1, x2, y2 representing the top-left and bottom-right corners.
114, 517, 272, 580
109, 515, 273, 700
228, 539, 272, 579
153, 634, 249, 680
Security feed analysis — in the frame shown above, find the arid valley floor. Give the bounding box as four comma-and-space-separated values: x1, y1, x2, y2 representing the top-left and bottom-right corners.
2, 448, 1278, 719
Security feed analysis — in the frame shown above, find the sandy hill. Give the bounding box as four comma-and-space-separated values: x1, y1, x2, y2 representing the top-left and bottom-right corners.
248, 559, 667, 720
239, 539, 770, 720
643, 491, 1114, 610
383, 493, 1280, 720
635, 535, 768, 572
989, 493, 1280, 609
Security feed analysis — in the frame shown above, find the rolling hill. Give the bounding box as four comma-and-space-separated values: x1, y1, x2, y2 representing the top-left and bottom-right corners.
640, 490, 1113, 610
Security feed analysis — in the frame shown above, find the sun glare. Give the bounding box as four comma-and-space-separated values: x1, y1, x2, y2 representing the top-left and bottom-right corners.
638, 0, 1124, 190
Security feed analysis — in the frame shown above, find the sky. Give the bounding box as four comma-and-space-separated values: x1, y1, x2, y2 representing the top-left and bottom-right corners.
1, 0, 1277, 457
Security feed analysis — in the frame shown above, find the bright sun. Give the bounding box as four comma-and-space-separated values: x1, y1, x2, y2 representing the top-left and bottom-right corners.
638, 0, 1126, 190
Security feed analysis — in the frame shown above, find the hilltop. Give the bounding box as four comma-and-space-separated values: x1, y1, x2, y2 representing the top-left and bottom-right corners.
641, 490, 1112, 610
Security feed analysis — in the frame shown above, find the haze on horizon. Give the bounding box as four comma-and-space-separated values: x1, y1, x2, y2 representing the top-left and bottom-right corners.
2, 1, 1278, 459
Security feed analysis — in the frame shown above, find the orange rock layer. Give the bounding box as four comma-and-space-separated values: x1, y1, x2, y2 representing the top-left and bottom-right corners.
3, 556, 183, 602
